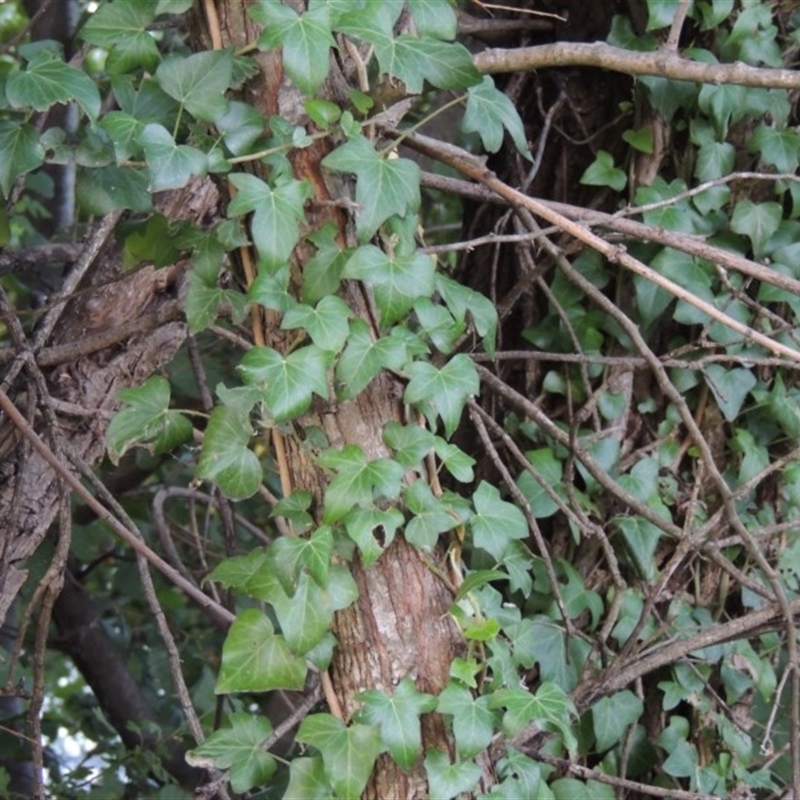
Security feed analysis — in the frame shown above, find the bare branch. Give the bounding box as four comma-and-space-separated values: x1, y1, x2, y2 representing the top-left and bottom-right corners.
474, 41, 800, 89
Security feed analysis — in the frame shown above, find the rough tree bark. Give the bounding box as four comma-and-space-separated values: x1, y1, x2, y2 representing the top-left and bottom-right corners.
193, 1, 486, 795
0, 179, 219, 631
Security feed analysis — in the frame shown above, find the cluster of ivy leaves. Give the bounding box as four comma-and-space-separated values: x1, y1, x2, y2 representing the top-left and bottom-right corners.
4, 0, 800, 797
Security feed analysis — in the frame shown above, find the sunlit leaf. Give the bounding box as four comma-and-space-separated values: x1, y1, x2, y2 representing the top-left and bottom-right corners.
0, 120, 44, 198
703, 364, 757, 422
591, 691, 643, 752
7, 49, 101, 120
296, 714, 382, 800
282, 296, 350, 352
107, 376, 192, 464
237, 345, 330, 422
228, 173, 312, 269
322, 137, 420, 241
344, 245, 435, 326
336, 319, 408, 399
80, 0, 160, 73
140, 123, 207, 191
283, 757, 331, 800
470, 481, 528, 561
404, 354, 479, 438
463, 76, 531, 159
319, 445, 404, 522
197, 405, 262, 500
424, 748, 482, 800
437, 683, 495, 758
156, 49, 232, 120
404, 480, 460, 549
216, 609, 306, 693
356, 678, 436, 769
251, 0, 335, 94
186, 713, 275, 794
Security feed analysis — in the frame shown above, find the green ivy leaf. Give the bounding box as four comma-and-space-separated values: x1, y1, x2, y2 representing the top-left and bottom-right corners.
322, 136, 420, 241
463, 76, 531, 159
304, 98, 341, 129
140, 123, 207, 191
215, 101, 266, 156
247, 264, 296, 313
408, 0, 457, 39
344, 245, 435, 326
296, 714, 382, 800
703, 364, 757, 422
435, 274, 498, 356
730, 199, 782, 257
490, 683, 577, 750
319, 444, 405, 522
404, 481, 460, 549
268, 526, 332, 593
356, 677, 436, 770
99, 111, 144, 162
270, 567, 357, 654
507, 616, 579, 689
616, 516, 662, 580
635, 178, 697, 233
580, 150, 627, 191
79, 0, 160, 74
622, 126, 654, 153
591, 690, 644, 752
424, 748, 482, 800
208, 549, 270, 592
216, 609, 307, 693
470, 481, 528, 561
390, 36, 480, 91
237, 345, 330, 422
696, 0, 734, 30
228, 173, 312, 269
0, 120, 44, 198
645, 0, 681, 30
107, 376, 192, 464
433, 438, 475, 483
454, 570, 508, 602
302, 223, 348, 303
336, 319, 408, 399
345, 245, 435, 326
251, 0, 335, 95
76, 165, 152, 214
185, 713, 275, 794
282, 296, 350, 352
155, 49, 232, 120
516, 448, 563, 519
283, 756, 331, 800
413, 298, 464, 353
748, 123, 800, 173
694, 138, 735, 181
463, 617, 501, 642
437, 684, 495, 758
404, 354, 479, 438
383, 421, 435, 469
186, 270, 246, 332
343, 507, 404, 567
197, 405, 262, 500
271, 489, 314, 533
7, 49, 100, 120
337, 6, 478, 92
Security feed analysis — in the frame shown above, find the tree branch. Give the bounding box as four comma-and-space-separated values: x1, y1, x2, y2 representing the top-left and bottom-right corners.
474, 41, 800, 89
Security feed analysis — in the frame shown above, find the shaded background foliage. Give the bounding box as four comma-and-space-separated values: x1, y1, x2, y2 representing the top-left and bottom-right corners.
2, 0, 800, 798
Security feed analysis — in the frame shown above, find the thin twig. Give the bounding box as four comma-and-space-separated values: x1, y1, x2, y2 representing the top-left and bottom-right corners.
0, 387, 235, 630
468, 401, 572, 632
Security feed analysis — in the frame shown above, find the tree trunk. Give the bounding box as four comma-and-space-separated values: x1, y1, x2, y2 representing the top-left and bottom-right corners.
197, 3, 482, 795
